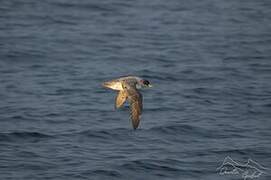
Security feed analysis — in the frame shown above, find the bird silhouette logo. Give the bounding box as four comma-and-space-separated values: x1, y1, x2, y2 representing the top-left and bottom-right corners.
217, 156, 269, 180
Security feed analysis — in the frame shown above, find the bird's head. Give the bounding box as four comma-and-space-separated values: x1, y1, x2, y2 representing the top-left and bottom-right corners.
139, 79, 152, 88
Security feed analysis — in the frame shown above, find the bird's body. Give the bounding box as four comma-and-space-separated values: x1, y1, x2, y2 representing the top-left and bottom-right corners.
103, 76, 142, 91
102, 76, 151, 129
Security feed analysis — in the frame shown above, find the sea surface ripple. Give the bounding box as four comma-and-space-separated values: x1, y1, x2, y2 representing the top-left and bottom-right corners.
0, 0, 271, 179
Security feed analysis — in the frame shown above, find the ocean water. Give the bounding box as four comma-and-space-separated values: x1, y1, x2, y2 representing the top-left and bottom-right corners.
0, 0, 271, 179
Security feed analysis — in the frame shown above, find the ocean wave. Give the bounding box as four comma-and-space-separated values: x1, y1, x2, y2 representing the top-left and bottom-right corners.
149, 124, 228, 139
0, 131, 52, 142
119, 159, 180, 172
90, 169, 121, 177
66, 128, 132, 142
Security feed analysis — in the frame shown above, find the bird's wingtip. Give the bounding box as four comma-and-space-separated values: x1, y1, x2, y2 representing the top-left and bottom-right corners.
102, 82, 109, 88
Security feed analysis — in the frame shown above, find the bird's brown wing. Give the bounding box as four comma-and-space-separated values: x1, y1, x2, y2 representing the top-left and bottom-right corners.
115, 90, 127, 109
126, 86, 143, 129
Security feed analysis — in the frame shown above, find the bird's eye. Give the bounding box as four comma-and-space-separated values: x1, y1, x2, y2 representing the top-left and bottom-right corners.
143, 80, 150, 85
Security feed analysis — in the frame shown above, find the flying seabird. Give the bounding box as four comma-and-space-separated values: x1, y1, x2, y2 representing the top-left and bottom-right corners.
102, 76, 152, 129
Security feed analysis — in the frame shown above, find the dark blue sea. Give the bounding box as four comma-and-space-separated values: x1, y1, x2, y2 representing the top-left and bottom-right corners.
1, 0, 271, 179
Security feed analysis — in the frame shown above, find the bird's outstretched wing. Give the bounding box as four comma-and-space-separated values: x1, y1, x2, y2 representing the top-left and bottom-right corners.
115, 90, 127, 109
124, 82, 143, 129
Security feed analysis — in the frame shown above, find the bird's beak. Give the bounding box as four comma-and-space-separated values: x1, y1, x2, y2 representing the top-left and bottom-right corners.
148, 84, 152, 88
